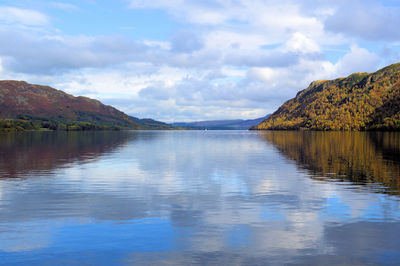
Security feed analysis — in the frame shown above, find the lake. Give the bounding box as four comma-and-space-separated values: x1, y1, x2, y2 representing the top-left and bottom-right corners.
1, 130, 400, 265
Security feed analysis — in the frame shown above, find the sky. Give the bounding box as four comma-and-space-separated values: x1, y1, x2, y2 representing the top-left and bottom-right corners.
0, 0, 400, 122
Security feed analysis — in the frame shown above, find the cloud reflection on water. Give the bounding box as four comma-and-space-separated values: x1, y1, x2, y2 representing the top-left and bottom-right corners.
0, 131, 400, 264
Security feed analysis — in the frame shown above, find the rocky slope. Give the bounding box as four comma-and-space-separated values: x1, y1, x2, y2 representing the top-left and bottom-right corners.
253, 63, 400, 131
0, 80, 174, 130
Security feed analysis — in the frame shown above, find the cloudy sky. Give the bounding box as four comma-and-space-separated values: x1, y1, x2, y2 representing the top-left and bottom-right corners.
0, 0, 399, 122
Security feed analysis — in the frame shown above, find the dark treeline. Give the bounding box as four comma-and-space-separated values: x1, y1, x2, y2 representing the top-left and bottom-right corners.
0, 117, 120, 132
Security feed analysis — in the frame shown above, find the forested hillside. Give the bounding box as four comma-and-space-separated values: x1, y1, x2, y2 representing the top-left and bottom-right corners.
253, 63, 400, 131
0, 80, 175, 131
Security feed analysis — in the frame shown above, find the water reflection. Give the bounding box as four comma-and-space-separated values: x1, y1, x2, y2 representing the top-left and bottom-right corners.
0, 131, 400, 265
0, 131, 136, 179
260, 131, 400, 194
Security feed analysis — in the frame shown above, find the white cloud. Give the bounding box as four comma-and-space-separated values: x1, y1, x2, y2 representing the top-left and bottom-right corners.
325, 0, 400, 41
205, 31, 267, 51
334, 45, 380, 76
248, 67, 283, 83
0, 28, 155, 73
171, 31, 204, 53
0, 6, 49, 26
0, 1, 397, 121
286, 32, 321, 54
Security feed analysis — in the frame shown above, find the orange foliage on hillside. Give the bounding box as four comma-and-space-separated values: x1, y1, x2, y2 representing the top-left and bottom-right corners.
253, 63, 400, 131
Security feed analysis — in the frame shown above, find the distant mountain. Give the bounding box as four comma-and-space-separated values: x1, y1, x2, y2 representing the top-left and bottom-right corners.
172, 116, 269, 130
129, 117, 176, 130
0, 80, 175, 131
253, 63, 400, 131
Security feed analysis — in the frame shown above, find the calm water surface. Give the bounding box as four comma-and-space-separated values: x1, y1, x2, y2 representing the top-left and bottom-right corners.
0, 130, 400, 265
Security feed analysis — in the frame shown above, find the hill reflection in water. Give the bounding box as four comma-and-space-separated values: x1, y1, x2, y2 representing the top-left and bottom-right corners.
0, 131, 137, 179
1, 131, 400, 264
259, 131, 400, 194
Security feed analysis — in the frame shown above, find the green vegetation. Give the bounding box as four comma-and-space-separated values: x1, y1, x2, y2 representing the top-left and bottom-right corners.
0, 117, 121, 132
0, 80, 177, 131
253, 63, 400, 131
129, 117, 179, 130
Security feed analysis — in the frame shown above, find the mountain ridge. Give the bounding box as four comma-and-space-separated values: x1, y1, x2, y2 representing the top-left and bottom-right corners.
0, 80, 175, 131
172, 116, 269, 130
252, 63, 400, 131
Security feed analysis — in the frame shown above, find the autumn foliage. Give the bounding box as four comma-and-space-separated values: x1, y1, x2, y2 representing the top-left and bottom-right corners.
261, 131, 400, 194
253, 63, 400, 131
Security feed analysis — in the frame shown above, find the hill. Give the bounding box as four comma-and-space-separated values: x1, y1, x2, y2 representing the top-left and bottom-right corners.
0, 80, 175, 131
129, 117, 176, 130
172, 116, 269, 130
252, 63, 400, 131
